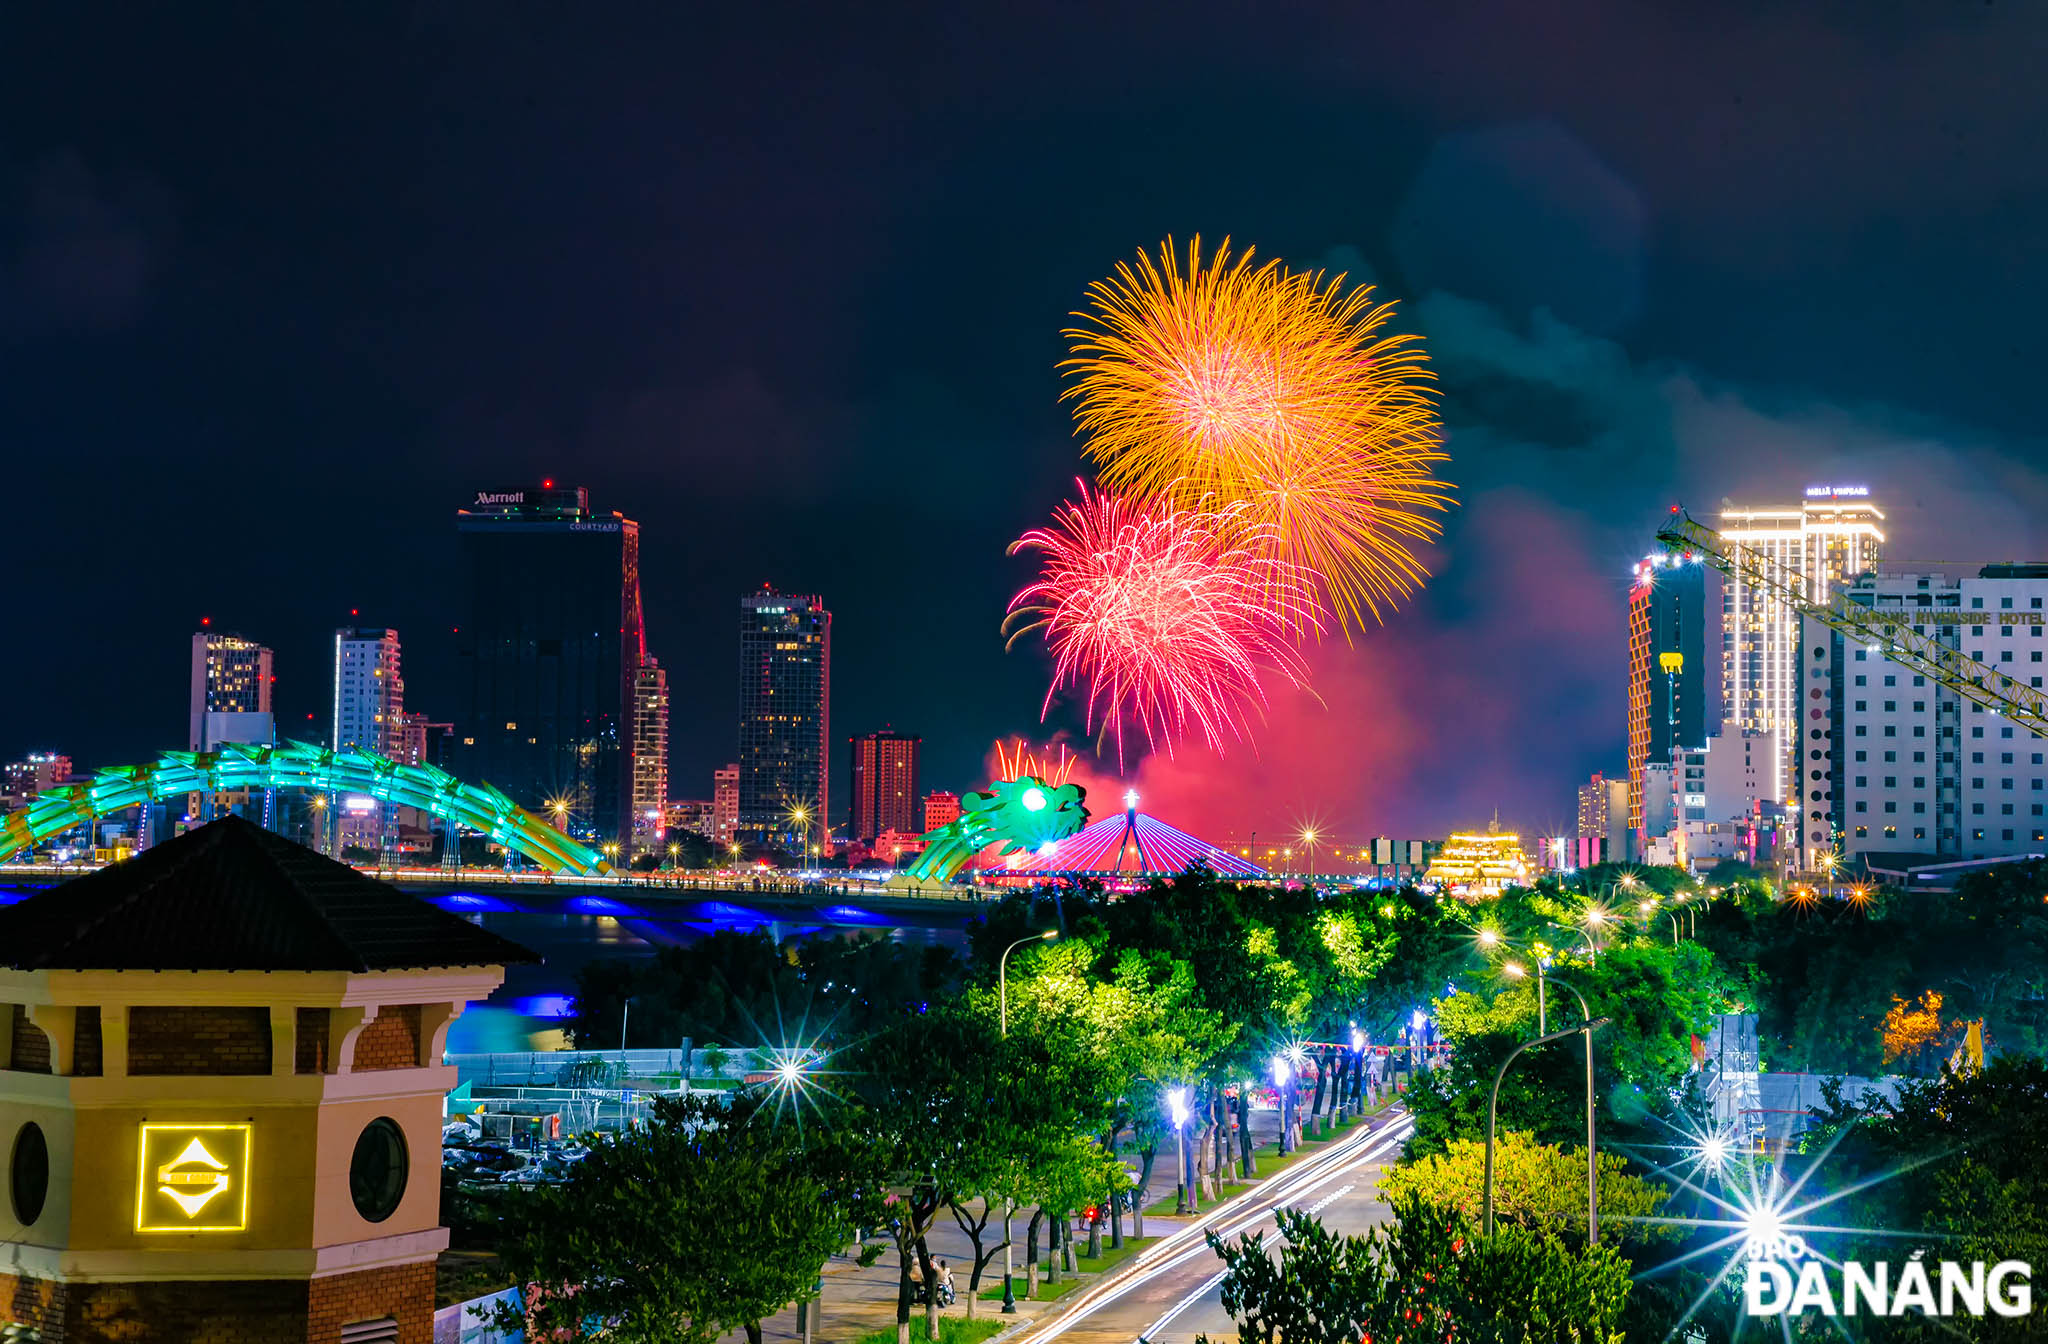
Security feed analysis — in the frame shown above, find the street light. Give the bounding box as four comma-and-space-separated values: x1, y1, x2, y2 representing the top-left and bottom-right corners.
998, 928, 1056, 1313
1483, 1014, 1610, 1241
1169, 1086, 1194, 1214
1271, 1053, 1295, 1154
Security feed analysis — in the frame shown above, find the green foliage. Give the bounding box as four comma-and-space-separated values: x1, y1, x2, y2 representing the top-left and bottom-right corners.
1377, 1132, 1678, 1248
1412, 931, 1728, 1153
1193, 1201, 1631, 1344
490, 1090, 861, 1343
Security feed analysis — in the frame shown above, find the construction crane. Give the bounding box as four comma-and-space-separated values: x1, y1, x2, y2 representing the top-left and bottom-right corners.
1655, 512, 2048, 738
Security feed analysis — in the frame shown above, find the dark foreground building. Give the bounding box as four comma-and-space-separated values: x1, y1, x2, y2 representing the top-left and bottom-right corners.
0, 815, 533, 1343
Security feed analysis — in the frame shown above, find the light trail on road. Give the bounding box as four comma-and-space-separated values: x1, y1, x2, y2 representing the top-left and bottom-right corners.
1019, 1111, 1413, 1344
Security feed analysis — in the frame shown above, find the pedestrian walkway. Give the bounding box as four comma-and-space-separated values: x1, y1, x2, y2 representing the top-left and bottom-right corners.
717, 1090, 1406, 1344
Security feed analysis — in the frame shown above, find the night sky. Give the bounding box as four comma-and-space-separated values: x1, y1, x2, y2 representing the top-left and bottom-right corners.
7, 2, 2048, 845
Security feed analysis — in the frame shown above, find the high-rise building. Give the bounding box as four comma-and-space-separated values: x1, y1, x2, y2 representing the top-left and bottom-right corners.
923, 790, 960, 834
737, 588, 830, 850
631, 657, 669, 856
1720, 487, 1884, 796
849, 730, 920, 844
455, 485, 645, 844
331, 628, 405, 757
1626, 554, 1708, 832
189, 630, 275, 750
392, 712, 454, 769
713, 764, 739, 845
1576, 774, 1610, 840
1806, 565, 2048, 865
331, 628, 407, 853
3, 753, 71, 806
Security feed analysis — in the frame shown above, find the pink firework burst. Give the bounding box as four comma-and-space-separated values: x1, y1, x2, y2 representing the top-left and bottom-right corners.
1003, 481, 1324, 764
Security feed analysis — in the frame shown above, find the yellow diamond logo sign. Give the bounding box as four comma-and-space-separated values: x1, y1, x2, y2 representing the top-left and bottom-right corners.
136, 1124, 251, 1232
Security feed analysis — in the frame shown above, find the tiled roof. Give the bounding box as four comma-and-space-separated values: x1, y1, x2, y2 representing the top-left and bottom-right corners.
0, 815, 539, 972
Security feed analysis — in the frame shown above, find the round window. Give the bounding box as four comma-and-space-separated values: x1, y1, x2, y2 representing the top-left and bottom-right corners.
348, 1117, 409, 1223
10, 1122, 48, 1227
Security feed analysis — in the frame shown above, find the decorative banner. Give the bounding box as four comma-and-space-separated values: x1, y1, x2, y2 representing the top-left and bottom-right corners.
136, 1123, 252, 1232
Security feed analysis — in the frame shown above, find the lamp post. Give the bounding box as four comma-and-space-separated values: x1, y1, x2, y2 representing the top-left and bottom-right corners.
1500, 967, 1604, 1245
1169, 1086, 1192, 1214
1271, 1054, 1295, 1154
1483, 1016, 1609, 1240
997, 929, 1056, 1313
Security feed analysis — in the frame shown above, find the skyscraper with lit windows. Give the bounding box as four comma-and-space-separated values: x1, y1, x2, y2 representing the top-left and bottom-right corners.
849, 730, 920, 844
737, 588, 830, 850
1720, 488, 1884, 796
1626, 554, 1706, 834
454, 485, 645, 844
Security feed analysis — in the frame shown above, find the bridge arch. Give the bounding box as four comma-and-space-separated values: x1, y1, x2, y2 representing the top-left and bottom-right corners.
0, 742, 612, 876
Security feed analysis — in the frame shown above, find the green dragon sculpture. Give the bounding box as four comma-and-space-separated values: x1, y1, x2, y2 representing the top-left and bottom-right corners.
904, 775, 1087, 883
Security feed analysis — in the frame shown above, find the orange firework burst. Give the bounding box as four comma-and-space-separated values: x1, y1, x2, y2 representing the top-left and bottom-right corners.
1063, 236, 1453, 631
1004, 481, 1323, 765
993, 738, 1076, 788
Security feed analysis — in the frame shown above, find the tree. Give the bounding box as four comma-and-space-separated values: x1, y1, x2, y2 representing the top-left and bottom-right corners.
1194, 1201, 1632, 1344
1377, 1132, 1680, 1249
843, 1008, 1081, 1344
491, 1090, 859, 1344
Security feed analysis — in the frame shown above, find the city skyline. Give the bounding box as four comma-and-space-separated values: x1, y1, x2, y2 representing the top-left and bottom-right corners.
9, 7, 2048, 843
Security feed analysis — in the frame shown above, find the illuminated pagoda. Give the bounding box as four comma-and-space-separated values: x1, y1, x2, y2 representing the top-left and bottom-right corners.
1422, 821, 1531, 895
1000, 789, 1265, 880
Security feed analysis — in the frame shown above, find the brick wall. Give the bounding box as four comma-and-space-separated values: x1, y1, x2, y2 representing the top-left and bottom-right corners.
308, 1261, 435, 1344
128, 1005, 273, 1076
0, 1271, 65, 1339
8, 1005, 50, 1074
4, 1272, 328, 1343
72, 1006, 101, 1077
352, 1006, 421, 1072
297, 1006, 332, 1074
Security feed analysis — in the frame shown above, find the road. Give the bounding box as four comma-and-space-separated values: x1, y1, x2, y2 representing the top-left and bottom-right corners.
1020, 1107, 1414, 1344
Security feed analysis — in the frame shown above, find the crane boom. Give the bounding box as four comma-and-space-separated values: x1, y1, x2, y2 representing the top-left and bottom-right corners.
1656, 514, 2048, 737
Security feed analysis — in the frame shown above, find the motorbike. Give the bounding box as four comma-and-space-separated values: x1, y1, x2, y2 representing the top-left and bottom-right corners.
911, 1280, 956, 1308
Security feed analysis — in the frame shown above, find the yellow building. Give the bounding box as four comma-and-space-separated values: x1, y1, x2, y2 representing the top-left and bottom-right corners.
1423, 826, 1532, 896
0, 814, 533, 1343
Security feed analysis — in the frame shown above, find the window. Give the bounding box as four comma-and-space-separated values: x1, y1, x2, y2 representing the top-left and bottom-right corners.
1855, 726, 1867, 736
1974, 828, 1986, 840
1884, 751, 1897, 762
1856, 750, 1868, 762
1973, 803, 1986, 815
1855, 801, 1868, 813
2002, 596, 2014, 609
1855, 650, 1868, 661
1855, 700, 1868, 712
1914, 776, 1927, 788
2005, 829, 2017, 840
2004, 803, 2017, 815
1974, 727, 1985, 738
1855, 775, 1868, 787
1884, 776, 1897, 787
1913, 701, 1926, 712
1973, 597, 1985, 608
1915, 828, 1927, 840
1975, 777, 1987, 788
2007, 780, 2017, 791
1914, 751, 1926, 762
1884, 726, 1897, 737
1855, 674, 1867, 685
1913, 725, 1926, 737
349, 1117, 410, 1223
2004, 651, 2015, 662
1914, 676, 1926, 687
1855, 826, 1868, 838
1974, 752, 1985, 763
2004, 752, 2016, 764
1884, 802, 1897, 813
1914, 802, 1926, 813
2006, 727, 2017, 738
1884, 826, 1898, 839
9, 1123, 48, 1227
1884, 700, 1897, 711
1885, 675, 1897, 686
